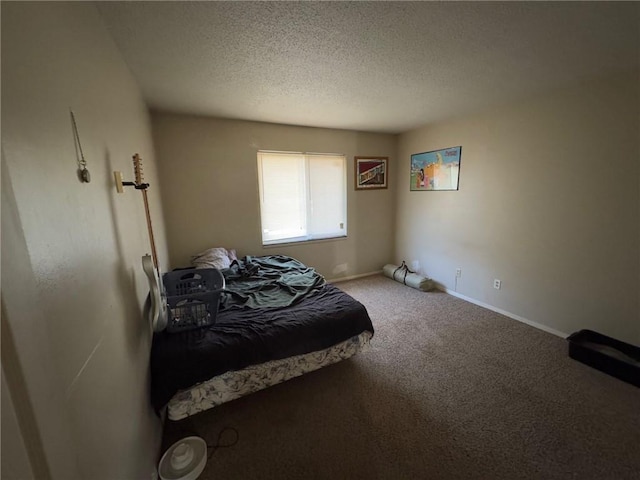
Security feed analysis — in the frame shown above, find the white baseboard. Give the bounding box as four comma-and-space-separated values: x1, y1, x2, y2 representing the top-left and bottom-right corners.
443, 288, 568, 339
328, 270, 382, 284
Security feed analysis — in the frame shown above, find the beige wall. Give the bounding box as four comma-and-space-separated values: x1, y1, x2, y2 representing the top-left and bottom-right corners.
1, 366, 36, 480
2, 3, 168, 479
152, 114, 397, 279
396, 72, 640, 344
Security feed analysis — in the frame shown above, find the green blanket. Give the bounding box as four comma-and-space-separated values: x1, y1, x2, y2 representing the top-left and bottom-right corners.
219, 255, 325, 309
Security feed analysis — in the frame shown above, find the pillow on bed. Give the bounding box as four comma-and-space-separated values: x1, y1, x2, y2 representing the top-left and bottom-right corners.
191, 247, 235, 269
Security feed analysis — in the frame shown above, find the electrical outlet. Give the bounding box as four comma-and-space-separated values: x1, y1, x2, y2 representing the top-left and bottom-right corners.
456, 268, 462, 278
493, 279, 501, 290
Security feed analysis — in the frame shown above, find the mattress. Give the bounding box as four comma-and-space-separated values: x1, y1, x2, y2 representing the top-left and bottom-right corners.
167, 331, 372, 420
150, 256, 374, 413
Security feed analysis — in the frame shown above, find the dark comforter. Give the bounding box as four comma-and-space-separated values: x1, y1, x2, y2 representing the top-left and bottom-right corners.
150, 256, 374, 411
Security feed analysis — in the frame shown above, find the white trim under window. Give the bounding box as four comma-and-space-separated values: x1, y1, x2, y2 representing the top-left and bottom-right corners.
257, 151, 347, 246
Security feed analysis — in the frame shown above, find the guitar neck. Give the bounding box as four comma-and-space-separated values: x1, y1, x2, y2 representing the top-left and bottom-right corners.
141, 189, 160, 273
133, 153, 161, 275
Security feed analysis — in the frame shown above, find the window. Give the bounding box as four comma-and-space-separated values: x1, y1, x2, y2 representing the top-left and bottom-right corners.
257, 151, 347, 245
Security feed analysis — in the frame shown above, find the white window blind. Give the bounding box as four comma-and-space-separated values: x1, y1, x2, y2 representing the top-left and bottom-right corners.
257, 151, 347, 245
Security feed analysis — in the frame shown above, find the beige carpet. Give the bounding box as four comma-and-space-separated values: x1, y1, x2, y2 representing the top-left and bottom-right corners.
162, 274, 640, 479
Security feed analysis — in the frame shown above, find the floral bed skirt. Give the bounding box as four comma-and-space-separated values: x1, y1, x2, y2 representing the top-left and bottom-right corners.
167, 331, 372, 420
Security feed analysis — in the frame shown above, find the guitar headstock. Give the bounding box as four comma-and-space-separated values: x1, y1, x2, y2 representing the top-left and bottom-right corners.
133, 154, 144, 185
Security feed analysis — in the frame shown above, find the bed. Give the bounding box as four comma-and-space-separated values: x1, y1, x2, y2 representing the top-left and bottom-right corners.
150, 255, 374, 420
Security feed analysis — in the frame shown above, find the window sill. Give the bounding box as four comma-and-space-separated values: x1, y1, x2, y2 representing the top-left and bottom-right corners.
262, 235, 348, 249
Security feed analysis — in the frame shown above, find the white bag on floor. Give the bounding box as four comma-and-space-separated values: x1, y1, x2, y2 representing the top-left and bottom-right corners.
383, 262, 435, 291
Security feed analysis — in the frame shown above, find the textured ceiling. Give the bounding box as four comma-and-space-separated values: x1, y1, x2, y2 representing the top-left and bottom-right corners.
97, 1, 639, 134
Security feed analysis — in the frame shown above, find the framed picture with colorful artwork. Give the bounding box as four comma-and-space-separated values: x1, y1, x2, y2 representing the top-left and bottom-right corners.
410, 146, 462, 191
355, 156, 388, 190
